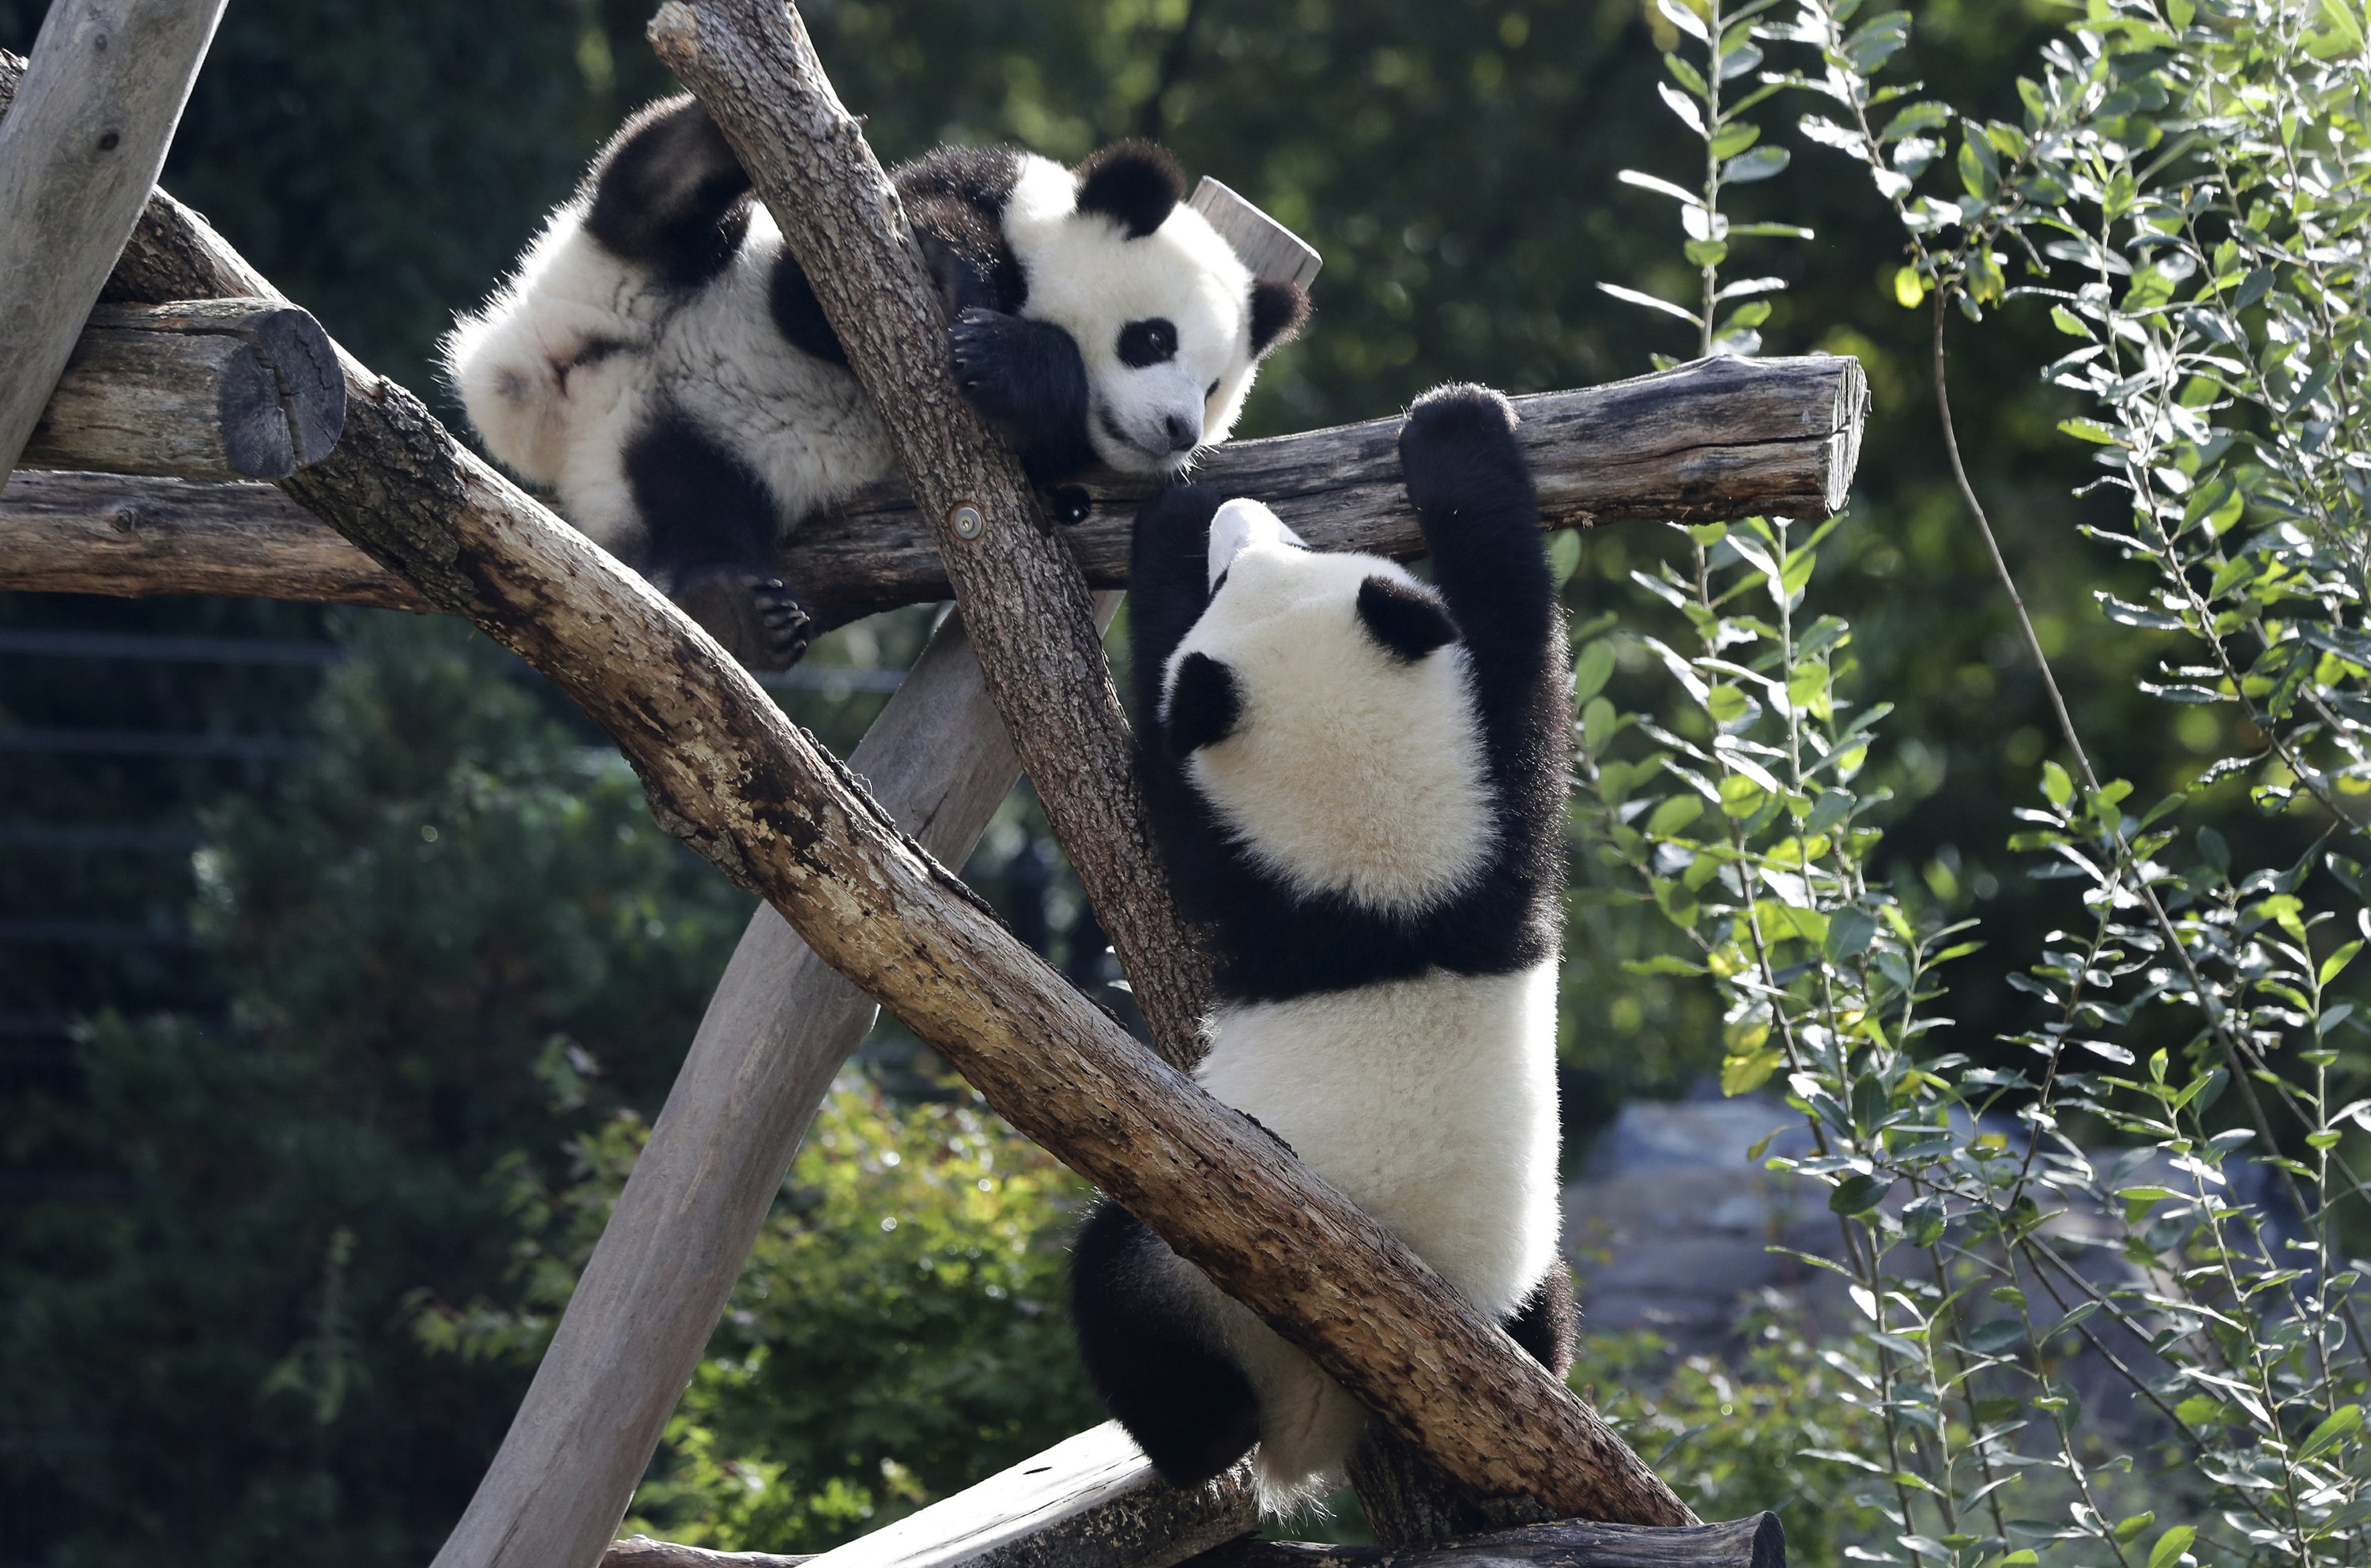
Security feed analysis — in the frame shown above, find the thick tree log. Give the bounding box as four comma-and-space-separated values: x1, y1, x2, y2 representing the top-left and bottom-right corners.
21, 299, 345, 481
796, 1421, 1256, 1568
605, 1542, 812, 1568
433, 599, 1115, 1568
0, 0, 227, 475
647, 0, 1211, 1074
1189, 1516, 1786, 1568
1348, 1426, 1552, 1550
0, 356, 1864, 616
0, 469, 429, 608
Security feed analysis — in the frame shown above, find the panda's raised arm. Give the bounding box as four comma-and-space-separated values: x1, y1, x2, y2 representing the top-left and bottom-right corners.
1396, 384, 1556, 684
1125, 485, 1223, 730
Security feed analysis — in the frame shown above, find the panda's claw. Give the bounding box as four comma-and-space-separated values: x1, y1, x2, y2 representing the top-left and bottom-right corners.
672, 565, 813, 672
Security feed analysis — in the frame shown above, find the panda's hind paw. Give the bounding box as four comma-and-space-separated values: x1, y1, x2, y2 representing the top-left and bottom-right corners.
672, 566, 813, 672
1399, 383, 1525, 517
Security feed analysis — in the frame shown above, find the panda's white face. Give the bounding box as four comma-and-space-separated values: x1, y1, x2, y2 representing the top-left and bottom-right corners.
1163, 499, 1498, 913
1002, 157, 1268, 476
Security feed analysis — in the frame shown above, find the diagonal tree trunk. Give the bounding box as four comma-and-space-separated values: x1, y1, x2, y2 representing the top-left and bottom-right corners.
648, 0, 1212, 1073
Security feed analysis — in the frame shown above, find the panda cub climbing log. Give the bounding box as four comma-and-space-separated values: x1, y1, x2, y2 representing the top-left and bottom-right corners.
1071, 383, 1575, 1512
445, 96, 1310, 669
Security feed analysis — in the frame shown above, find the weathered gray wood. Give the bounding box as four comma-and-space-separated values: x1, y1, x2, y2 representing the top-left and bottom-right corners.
1188, 177, 1321, 289
21, 299, 345, 481
432, 599, 1116, 1568
0, 359, 1865, 618
0, 0, 228, 476
1189, 1515, 1786, 1568
648, 0, 1214, 1078
792, 1422, 1257, 1568
0, 469, 430, 608
605, 1542, 812, 1568
1348, 1425, 1552, 1550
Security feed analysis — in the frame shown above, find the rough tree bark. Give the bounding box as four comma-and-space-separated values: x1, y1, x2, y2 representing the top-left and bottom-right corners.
0, 0, 227, 473
0, 356, 1865, 618
646, 0, 1210, 1073
21, 299, 344, 481
51, 33, 1696, 1539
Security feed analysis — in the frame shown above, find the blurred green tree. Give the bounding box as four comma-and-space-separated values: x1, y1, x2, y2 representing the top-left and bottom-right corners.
2, 614, 752, 1565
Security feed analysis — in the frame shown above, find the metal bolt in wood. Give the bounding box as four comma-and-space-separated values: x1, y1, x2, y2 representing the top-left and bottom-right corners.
948, 501, 984, 540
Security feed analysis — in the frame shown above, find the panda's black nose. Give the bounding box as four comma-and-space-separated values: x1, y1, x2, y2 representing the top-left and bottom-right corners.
1163, 414, 1200, 453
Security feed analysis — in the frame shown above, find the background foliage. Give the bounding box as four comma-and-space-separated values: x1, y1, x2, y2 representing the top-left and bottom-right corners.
4, 0, 2343, 1564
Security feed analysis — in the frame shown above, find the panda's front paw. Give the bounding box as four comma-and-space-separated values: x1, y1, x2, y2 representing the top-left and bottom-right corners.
1133, 482, 1226, 538
1398, 382, 1525, 517
948, 307, 1072, 423
672, 566, 813, 672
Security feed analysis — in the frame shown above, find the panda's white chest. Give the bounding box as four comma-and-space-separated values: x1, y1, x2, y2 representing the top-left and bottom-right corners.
1194, 962, 1562, 1316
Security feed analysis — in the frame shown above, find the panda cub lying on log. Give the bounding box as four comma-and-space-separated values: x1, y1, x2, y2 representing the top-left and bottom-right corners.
446, 97, 1310, 668
1072, 384, 1575, 1512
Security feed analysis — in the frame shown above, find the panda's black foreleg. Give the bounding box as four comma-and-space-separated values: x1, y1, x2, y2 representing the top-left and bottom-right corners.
624, 408, 812, 670
1125, 484, 1223, 726
1071, 1199, 1262, 1488
1502, 1265, 1579, 1379
583, 96, 755, 289
948, 307, 1099, 484
1395, 383, 1555, 677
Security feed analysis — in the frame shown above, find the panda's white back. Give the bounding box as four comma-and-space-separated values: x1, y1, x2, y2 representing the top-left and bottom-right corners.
1199, 962, 1561, 1311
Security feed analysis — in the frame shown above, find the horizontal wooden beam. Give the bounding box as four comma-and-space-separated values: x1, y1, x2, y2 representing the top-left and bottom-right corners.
594, 1440, 1779, 1568
790, 1422, 1256, 1568
1189, 1515, 1785, 1568
0, 468, 428, 609
0, 356, 1863, 620
21, 298, 345, 481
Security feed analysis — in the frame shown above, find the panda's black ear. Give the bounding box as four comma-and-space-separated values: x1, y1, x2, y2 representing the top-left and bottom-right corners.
1075, 141, 1185, 239
1250, 279, 1310, 356
1164, 652, 1242, 753
1357, 577, 1457, 662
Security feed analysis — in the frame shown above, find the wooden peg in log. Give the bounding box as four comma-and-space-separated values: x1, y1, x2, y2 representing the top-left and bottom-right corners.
18, 298, 345, 481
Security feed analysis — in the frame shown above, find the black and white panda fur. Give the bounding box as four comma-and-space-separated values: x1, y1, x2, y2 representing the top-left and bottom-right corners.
1071, 384, 1575, 1513
444, 96, 1310, 668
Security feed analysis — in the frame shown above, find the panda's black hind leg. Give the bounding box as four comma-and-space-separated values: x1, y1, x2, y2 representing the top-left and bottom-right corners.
1502, 1265, 1579, 1379
1071, 1198, 1261, 1487
672, 568, 813, 671
625, 407, 812, 671
584, 96, 755, 288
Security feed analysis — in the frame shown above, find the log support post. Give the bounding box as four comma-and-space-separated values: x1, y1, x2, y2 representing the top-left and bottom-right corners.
0, 0, 228, 473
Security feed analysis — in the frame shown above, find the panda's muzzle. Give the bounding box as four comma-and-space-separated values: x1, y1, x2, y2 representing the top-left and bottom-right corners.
1098, 405, 1202, 470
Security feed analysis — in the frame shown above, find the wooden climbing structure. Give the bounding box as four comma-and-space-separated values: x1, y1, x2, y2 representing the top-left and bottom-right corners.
0, 3, 1864, 1565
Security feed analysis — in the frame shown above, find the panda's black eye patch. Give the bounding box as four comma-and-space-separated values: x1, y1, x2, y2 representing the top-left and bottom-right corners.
1118, 318, 1178, 368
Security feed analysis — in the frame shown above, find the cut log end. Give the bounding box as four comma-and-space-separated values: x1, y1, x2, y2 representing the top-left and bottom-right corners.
17, 297, 345, 482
